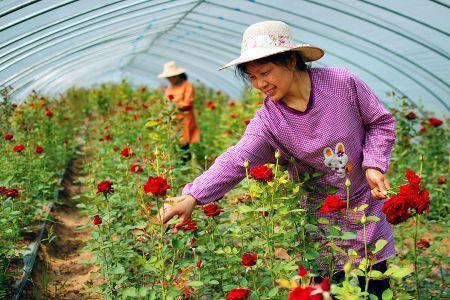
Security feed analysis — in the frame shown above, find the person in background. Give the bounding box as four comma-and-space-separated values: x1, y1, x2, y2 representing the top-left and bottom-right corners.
161, 21, 396, 298
158, 61, 200, 162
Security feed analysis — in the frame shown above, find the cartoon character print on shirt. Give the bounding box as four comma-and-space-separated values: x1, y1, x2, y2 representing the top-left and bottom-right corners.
322, 143, 353, 178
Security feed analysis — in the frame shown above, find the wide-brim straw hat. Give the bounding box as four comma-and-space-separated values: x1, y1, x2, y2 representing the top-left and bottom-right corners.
158, 61, 187, 78
218, 20, 324, 71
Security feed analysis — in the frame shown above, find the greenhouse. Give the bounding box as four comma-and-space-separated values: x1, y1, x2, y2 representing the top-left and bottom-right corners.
0, 1, 448, 299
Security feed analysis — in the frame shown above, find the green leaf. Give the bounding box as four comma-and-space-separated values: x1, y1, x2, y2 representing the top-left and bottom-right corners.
268, 287, 279, 297
304, 224, 318, 231
356, 204, 369, 212
114, 264, 125, 274
373, 239, 388, 254
365, 216, 380, 223
368, 270, 384, 279
384, 266, 412, 279
317, 217, 329, 225
327, 186, 339, 194
341, 231, 357, 240
122, 287, 136, 297
186, 281, 203, 287
209, 280, 220, 285
382, 288, 393, 300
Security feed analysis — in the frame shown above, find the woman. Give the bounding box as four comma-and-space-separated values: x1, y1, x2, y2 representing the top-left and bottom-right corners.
162, 21, 395, 297
159, 61, 200, 161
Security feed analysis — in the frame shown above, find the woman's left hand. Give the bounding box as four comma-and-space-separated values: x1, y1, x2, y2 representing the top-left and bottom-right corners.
365, 168, 390, 200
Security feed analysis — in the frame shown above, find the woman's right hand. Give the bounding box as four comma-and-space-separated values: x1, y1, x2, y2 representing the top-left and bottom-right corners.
160, 195, 197, 228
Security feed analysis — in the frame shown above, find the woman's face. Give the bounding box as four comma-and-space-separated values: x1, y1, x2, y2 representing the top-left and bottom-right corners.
167, 76, 181, 85
245, 61, 295, 100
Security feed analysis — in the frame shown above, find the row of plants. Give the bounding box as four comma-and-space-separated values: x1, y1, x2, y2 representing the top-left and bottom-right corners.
0, 87, 87, 297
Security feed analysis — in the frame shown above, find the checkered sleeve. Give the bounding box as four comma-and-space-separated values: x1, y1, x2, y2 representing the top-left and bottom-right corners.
182, 113, 275, 204
349, 72, 396, 173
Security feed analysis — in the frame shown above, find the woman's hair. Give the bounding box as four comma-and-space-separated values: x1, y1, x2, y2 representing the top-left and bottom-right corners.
177, 73, 188, 81
235, 51, 309, 83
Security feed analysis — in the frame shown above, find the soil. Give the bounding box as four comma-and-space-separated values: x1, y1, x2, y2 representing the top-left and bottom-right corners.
21, 154, 99, 300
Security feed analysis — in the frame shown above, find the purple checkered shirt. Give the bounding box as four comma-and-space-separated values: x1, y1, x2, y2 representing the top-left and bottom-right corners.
183, 67, 396, 267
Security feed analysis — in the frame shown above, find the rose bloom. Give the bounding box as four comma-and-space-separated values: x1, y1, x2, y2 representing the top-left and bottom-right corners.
241, 253, 257, 266
196, 260, 203, 268
319, 194, 346, 214
167, 94, 174, 100
243, 119, 250, 125
34, 145, 44, 154
298, 263, 308, 277
230, 113, 238, 118
202, 203, 224, 217
406, 112, 416, 120
182, 220, 198, 232
289, 278, 330, 300
13, 144, 25, 153
417, 239, 430, 248
249, 165, 274, 182
45, 110, 53, 118
3, 133, 13, 140
428, 117, 443, 127
143, 176, 170, 197
227, 288, 251, 300
120, 147, 134, 157
437, 176, 446, 185
130, 163, 143, 173
4, 188, 19, 198
97, 180, 114, 195
93, 215, 102, 225
229, 101, 236, 107
381, 195, 412, 225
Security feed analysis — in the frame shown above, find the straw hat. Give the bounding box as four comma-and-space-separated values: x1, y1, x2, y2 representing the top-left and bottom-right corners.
158, 61, 187, 78
219, 20, 324, 70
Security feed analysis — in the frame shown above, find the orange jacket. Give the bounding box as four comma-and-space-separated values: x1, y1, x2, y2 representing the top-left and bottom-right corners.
164, 80, 200, 144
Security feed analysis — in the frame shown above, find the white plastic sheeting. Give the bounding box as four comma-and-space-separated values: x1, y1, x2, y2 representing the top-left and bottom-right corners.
0, 0, 449, 113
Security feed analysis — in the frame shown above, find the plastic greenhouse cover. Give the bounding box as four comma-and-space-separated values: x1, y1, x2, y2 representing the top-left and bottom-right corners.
0, 0, 448, 114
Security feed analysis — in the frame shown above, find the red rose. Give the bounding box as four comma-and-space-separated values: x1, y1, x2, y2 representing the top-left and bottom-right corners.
241, 253, 257, 266
45, 110, 53, 118
130, 163, 143, 173
93, 215, 102, 225
206, 100, 216, 110
13, 144, 25, 153
428, 117, 443, 127
34, 145, 44, 154
417, 239, 430, 248
143, 176, 170, 197
118, 101, 123, 107
121, 147, 134, 157
227, 288, 251, 300
190, 238, 196, 248
230, 113, 238, 118
406, 112, 416, 120
405, 169, 421, 191
196, 260, 203, 268
381, 195, 412, 224
437, 176, 446, 185
64, 139, 68, 145
229, 101, 236, 107
250, 165, 274, 182
202, 203, 224, 217
419, 127, 427, 134
298, 263, 308, 277
182, 220, 198, 232
289, 285, 320, 300
289, 278, 330, 300
125, 105, 133, 112
168, 94, 174, 101
4, 188, 19, 198
243, 119, 250, 125
319, 195, 346, 214
97, 180, 114, 195
3, 133, 13, 140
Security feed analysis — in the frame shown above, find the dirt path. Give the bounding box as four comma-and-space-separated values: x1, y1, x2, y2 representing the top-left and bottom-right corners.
22, 154, 98, 299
